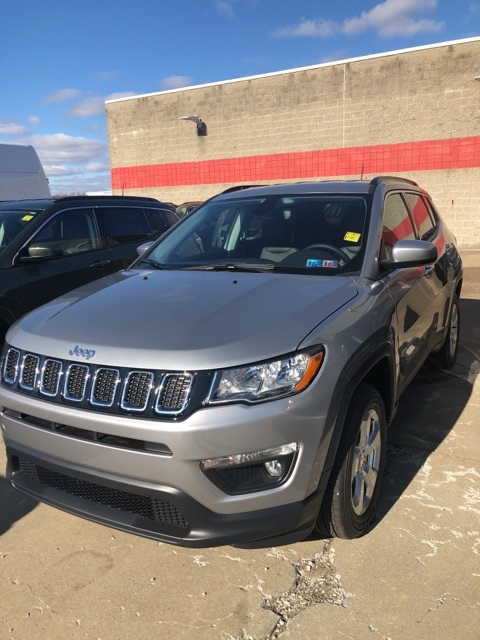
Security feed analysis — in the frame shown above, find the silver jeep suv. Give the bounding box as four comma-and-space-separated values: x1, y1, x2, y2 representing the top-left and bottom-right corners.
0, 177, 462, 547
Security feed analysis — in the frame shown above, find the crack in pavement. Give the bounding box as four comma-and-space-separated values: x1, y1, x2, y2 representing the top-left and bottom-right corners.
230, 540, 348, 639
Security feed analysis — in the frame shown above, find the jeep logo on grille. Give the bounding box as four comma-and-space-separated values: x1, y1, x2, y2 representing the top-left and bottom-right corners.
69, 345, 96, 360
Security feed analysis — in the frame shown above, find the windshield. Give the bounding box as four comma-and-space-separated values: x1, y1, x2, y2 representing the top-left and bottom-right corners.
0, 206, 43, 252
137, 194, 370, 275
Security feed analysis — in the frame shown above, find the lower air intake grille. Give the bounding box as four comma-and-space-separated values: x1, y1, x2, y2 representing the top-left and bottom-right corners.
17, 457, 189, 529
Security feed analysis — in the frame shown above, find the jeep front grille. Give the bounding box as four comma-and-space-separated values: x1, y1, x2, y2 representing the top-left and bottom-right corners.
1, 346, 196, 419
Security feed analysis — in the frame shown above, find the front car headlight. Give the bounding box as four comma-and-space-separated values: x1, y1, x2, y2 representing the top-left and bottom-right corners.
207, 347, 324, 405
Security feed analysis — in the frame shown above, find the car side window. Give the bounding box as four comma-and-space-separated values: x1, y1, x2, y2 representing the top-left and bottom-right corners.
101, 207, 151, 246
403, 192, 436, 240
144, 208, 170, 236
26, 208, 101, 259
382, 193, 416, 259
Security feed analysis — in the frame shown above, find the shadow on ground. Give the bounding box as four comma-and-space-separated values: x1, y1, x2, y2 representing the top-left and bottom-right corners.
0, 474, 38, 535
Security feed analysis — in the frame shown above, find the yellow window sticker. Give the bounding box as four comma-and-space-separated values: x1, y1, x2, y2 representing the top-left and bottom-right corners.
21, 214, 34, 221
344, 231, 361, 243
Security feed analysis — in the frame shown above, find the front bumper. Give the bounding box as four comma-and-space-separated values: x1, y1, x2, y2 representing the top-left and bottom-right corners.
6, 442, 325, 547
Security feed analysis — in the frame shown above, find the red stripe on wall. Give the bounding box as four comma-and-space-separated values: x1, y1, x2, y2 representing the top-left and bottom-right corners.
111, 136, 480, 190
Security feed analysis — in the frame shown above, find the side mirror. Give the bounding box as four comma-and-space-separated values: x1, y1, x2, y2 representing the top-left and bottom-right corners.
19, 244, 63, 261
136, 241, 154, 257
380, 240, 437, 270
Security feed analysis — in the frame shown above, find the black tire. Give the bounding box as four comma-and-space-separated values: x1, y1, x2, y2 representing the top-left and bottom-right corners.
316, 383, 387, 539
430, 294, 460, 370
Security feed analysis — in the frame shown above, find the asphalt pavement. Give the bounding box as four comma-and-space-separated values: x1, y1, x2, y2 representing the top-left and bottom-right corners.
1, 252, 479, 640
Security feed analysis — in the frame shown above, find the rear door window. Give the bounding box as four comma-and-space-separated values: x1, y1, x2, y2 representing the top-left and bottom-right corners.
101, 207, 151, 247
144, 208, 171, 236
403, 192, 436, 240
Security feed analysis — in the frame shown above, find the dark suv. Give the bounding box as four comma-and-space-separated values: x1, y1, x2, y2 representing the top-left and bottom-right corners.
0, 196, 178, 343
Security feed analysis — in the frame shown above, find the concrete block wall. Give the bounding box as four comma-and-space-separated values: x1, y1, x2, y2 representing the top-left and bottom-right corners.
106, 38, 480, 248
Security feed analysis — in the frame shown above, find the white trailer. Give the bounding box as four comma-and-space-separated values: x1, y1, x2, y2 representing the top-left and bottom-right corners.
0, 143, 51, 200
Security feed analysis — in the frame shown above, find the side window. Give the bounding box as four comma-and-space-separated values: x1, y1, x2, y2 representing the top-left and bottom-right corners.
27, 208, 101, 258
404, 193, 435, 239
144, 208, 170, 237
382, 193, 416, 259
101, 207, 151, 246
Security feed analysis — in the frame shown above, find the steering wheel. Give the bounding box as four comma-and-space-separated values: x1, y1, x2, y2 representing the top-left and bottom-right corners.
303, 243, 350, 262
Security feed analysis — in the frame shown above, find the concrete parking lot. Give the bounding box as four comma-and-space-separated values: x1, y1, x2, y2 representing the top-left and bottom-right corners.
1, 252, 479, 640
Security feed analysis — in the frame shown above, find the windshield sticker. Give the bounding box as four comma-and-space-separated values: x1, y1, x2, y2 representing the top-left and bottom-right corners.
21, 214, 35, 221
306, 259, 339, 269
344, 231, 361, 243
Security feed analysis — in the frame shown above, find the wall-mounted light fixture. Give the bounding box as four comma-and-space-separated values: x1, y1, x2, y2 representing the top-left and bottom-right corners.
179, 115, 207, 136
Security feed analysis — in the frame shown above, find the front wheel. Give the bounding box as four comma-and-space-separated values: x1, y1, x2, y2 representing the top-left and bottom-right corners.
316, 383, 387, 539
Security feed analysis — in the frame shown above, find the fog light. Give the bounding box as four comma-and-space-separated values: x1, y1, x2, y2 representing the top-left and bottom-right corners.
201, 443, 299, 495
201, 442, 298, 470
265, 459, 283, 477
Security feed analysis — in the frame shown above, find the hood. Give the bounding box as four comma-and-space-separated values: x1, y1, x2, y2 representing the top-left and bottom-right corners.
9, 269, 358, 370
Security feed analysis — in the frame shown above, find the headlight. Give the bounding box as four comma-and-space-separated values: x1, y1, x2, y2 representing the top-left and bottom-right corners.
208, 348, 324, 404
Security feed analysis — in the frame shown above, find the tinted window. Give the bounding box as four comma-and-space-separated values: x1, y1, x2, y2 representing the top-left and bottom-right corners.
382, 194, 416, 258
404, 193, 435, 239
144, 208, 170, 236
101, 207, 151, 246
26, 208, 101, 258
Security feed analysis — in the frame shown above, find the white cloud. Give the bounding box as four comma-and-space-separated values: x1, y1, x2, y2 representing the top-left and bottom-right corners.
273, 0, 444, 38
43, 88, 82, 104
160, 76, 194, 90
0, 130, 111, 194
68, 92, 136, 118
0, 122, 30, 135
28, 133, 107, 165
342, 0, 444, 37
216, 1, 235, 18
274, 19, 337, 38
28, 115, 41, 127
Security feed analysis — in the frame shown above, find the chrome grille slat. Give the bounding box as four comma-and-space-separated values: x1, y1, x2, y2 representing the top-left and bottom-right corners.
156, 373, 194, 415
121, 371, 154, 411
64, 363, 89, 401
91, 368, 120, 407
40, 359, 63, 396
20, 354, 39, 390
4, 348, 20, 383
1, 347, 195, 418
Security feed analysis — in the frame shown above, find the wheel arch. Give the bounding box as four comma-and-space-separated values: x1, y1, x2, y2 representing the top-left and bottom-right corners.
316, 345, 395, 496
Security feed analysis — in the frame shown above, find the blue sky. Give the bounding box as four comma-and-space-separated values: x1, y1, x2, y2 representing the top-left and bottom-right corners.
1, 0, 479, 195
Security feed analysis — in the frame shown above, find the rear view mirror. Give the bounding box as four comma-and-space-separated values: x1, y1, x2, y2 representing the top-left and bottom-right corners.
380, 240, 437, 270
136, 241, 154, 257
26, 244, 63, 259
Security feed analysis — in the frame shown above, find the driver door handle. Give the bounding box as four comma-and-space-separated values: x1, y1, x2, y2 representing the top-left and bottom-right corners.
89, 259, 111, 268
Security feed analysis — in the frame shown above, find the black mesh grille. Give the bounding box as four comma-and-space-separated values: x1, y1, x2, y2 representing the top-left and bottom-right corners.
65, 364, 89, 400
158, 374, 193, 412
17, 457, 189, 529
224, 465, 265, 484
122, 372, 153, 410
92, 368, 119, 405
4, 349, 20, 382
41, 360, 62, 395
22, 355, 39, 389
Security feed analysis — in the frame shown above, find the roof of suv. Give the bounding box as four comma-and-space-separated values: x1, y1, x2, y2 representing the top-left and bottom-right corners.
214, 176, 421, 200
0, 195, 171, 212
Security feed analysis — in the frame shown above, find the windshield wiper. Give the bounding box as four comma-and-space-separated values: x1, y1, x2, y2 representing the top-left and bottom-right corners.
141, 258, 172, 270
187, 262, 276, 272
